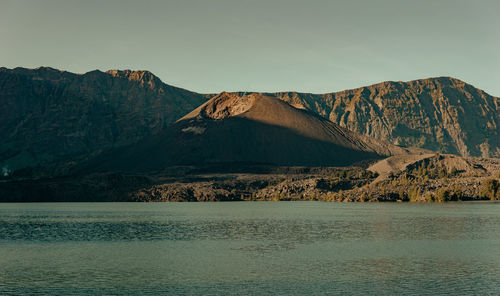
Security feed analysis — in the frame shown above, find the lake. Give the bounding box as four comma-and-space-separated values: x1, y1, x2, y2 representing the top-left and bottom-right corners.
1, 202, 500, 295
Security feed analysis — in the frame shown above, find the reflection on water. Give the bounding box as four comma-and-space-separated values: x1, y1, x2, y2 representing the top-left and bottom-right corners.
1, 202, 500, 295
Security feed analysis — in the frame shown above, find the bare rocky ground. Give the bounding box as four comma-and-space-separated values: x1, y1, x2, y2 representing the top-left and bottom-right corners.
130, 167, 377, 202
2, 154, 496, 202
126, 154, 500, 202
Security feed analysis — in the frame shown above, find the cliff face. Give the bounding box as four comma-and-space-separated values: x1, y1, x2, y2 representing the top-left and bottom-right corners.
257, 77, 498, 158
0, 67, 206, 173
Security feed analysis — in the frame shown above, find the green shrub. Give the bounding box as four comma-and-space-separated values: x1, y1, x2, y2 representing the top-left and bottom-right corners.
451, 185, 464, 201
435, 188, 451, 202
480, 179, 499, 200
408, 187, 421, 202
398, 189, 409, 202
337, 190, 344, 202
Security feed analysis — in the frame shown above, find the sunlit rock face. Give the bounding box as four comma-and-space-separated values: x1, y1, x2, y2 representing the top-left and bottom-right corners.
246, 77, 498, 158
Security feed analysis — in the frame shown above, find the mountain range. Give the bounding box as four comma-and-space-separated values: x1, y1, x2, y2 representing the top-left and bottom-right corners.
0, 67, 498, 177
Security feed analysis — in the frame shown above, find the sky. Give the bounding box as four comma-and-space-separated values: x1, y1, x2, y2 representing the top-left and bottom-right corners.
1, 0, 499, 95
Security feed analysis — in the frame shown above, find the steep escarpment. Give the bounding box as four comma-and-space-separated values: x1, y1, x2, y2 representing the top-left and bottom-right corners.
227, 77, 498, 157
0, 67, 206, 174
89, 92, 417, 172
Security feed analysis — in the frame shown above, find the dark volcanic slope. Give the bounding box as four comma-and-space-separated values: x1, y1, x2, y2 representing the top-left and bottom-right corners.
0, 67, 206, 173
92, 93, 416, 172
229, 77, 499, 158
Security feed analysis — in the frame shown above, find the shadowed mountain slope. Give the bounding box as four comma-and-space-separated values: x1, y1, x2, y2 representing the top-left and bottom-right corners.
225, 77, 499, 158
89, 93, 418, 172
0, 67, 206, 174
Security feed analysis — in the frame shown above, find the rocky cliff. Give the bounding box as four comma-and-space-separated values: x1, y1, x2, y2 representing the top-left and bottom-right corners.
233, 77, 498, 158
0, 67, 206, 174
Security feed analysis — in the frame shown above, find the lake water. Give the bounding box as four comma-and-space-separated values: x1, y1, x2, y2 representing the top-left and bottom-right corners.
1, 202, 500, 295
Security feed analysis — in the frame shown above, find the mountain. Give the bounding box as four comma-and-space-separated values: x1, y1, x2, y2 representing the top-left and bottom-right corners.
1, 67, 497, 178
0, 67, 206, 175
88, 92, 418, 172
228, 77, 498, 158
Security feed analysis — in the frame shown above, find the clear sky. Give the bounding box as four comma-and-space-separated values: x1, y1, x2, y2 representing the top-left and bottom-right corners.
1, 0, 499, 95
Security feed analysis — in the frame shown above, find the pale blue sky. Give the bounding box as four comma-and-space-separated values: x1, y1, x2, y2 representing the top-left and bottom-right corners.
1, 0, 499, 95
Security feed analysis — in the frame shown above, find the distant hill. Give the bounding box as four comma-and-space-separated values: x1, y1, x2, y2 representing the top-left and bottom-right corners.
88, 92, 418, 172
243, 77, 498, 158
0, 67, 206, 174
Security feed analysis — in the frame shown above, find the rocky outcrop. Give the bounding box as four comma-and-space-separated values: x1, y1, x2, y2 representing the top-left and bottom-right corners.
229, 77, 499, 158
0, 67, 206, 174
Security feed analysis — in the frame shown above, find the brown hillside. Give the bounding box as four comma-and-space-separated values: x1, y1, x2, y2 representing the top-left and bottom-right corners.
90, 93, 420, 172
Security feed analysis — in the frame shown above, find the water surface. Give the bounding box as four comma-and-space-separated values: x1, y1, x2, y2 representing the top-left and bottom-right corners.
1, 202, 500, 295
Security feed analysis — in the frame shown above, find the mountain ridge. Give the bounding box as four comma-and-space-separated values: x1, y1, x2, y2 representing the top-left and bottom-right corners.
0, 66, 206, 174
0, 67, 498, 177
217, 76, 499, 158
